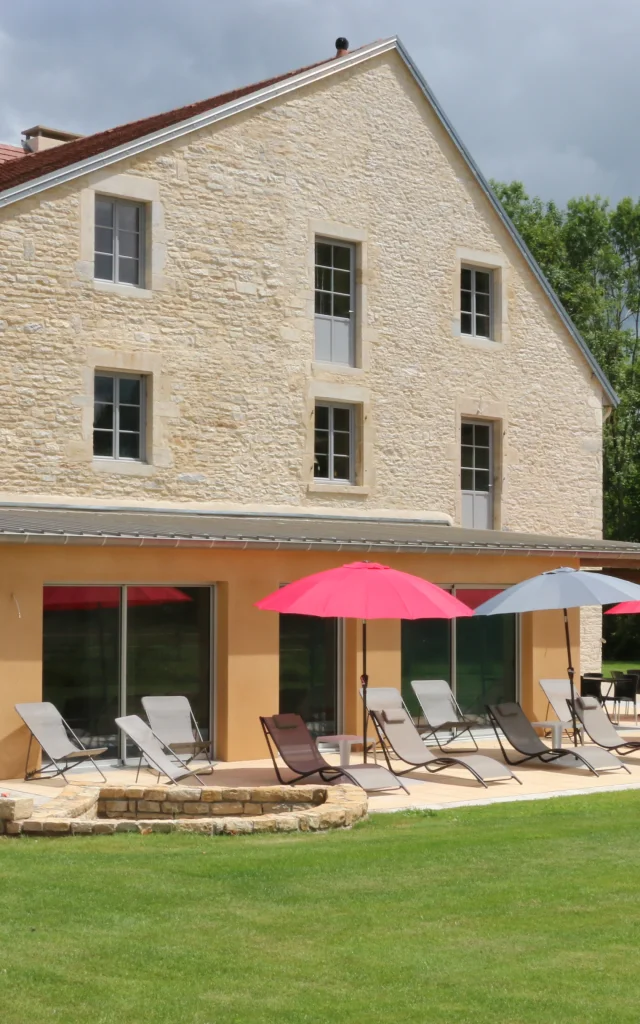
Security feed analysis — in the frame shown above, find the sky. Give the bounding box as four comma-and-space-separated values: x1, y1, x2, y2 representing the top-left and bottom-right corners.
0, 0, 637, 205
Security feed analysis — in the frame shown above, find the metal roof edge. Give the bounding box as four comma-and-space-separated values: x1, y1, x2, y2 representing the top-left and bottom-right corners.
393, 37, 618, 408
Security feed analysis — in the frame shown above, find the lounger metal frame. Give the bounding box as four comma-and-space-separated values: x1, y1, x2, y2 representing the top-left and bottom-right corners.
20, 717, 107, 785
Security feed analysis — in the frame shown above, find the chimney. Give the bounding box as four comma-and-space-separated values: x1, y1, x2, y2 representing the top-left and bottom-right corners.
335, 37, 349, 58
22, 125, 84, 153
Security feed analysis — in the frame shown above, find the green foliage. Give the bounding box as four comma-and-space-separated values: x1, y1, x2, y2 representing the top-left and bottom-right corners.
491, 180, 640, 543
3, 796, 640, 1022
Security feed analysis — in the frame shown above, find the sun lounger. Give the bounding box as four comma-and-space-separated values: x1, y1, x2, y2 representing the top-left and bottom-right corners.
369, 706, 520, 788
115, 715, 210, 785
411, 679, 481, 751
141, 695, 215, 771
538, 679, 583, 744
15, 702, 108, 783
574, 695, 640, 756
260, 713, 409, 793
487, 702, 628, 776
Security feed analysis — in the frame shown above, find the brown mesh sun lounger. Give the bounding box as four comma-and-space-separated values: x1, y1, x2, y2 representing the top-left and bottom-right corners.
116, 715, 210, 785
574, 695, 640, 756
141, 695, 216, 772
487, 702, 628, 776
260, 713, 409, 793
15, 702, 108, 783
369, 706, 520, 788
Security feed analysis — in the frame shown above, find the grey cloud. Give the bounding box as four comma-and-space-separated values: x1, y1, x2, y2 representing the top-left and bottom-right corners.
0, 0, 638, 203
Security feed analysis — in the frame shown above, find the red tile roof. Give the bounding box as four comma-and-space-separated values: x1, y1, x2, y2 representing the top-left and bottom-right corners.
0, 50, 343, 195
0, 143, 25, 165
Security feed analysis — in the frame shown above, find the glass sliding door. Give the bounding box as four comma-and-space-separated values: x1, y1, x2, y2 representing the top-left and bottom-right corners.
42, 584, 213, 763
455, 589, 516, 716
401, 619, 451, 719
43, 587, 121, 758
279, 615, 339, 737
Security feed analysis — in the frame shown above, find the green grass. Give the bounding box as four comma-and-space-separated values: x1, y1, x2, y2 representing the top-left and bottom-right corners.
603, 660, 639, 675
2, 794, 640, 1023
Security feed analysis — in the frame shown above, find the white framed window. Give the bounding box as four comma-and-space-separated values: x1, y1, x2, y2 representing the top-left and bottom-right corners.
94, 196, 145, 286
93, 372, 145, 461
461, 266, 492, 339
461, 419, 493, 529
314, 239, 355, 365
314, 402, 355, 483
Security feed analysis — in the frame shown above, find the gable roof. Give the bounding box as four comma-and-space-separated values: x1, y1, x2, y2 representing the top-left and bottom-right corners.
0, 37, 617, 406
0, 143, 24, 165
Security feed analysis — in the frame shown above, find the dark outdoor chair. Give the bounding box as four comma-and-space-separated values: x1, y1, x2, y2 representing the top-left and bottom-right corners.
580, 674, 604, 701
486, 702, 628, 777
260, 713, 409, 793
609, 676, 638, 724
15, 702, 108, 784
116, 715, 210, 785
573, 695, 640, 756
410, 679, 481, 752
369, 706, 520, 788
141, 695, 216, 771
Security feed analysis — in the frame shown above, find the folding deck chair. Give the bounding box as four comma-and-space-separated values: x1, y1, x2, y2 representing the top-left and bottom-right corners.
141, 695, 216, 772
369, 706, 520, 788
260, 713, 409, 793
15, 702, 107, 784
116, 715, 210, 785
411, 679, 481, 751
487, 702, 628, 777
574, 695, 640, 756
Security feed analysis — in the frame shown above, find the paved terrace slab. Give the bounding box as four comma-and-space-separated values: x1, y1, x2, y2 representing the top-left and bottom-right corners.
4, 738, 640, 814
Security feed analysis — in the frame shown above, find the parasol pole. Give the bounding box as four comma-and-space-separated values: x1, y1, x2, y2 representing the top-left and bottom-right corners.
361, 619, 368, 763
563, 607, 579, 747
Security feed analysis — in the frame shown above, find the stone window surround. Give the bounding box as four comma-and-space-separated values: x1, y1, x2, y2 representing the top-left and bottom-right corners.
308, 219, 372, 375
65, 347, 175, 476
452, 247, 510, 348
305, 380, 372, 495
453, 397, 508, 529
77, 171, 167, 297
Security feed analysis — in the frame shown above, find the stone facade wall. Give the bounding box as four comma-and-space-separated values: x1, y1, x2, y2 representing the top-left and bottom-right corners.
0, 51, 604, 538
0, 784, 368, 836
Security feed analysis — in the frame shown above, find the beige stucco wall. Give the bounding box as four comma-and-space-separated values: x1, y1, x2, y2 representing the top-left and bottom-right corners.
0, 51, 604, 539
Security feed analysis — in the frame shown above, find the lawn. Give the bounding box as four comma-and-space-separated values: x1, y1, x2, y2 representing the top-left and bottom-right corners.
2, 793, 640, 1024
602, 660, 639, 675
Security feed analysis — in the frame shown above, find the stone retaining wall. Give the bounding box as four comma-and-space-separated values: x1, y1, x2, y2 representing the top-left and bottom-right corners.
0, 784, 367, 836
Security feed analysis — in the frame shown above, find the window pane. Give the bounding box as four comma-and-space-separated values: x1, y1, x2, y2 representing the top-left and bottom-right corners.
118, 230, 139, 259
93, 430, 113, 457
475, 446, 490, 469
119, 377, 141, 405
94, 226, 113, 254
461, 445, 474, 468
315, 266, 331, 291
461, 268, 472, 290
315, 242, 332, 267
315, 405, 329, 430
332, 245, 351, 271
119, 405, 140, 432
475, 469, 490, 491
333, 293, 350, 319
94, 253, 114, 281
333, 429, 350, 457
475, 292, 490, 316
118, 256, 140, 285
461, 468, 474, 490
95, 199, 114, 228
314, 453, 329, 478
475, 424, 490, 446
315, 292, 331, 316
461, 422, 473, 446
93, 402, 113, 430
333, 407, 351, 432
117, 204, 140, 232
475, 271, 491, 294
333, 269, 350, 295
401, 618, 451, 719
456, 609, 516, 717
119, 433, 140, 459
460, 289, 472, 313
94, 375, 114, 402
314, 431, 329, 456
461, 312, 473, 335
333, 455, 351, 480
475, 315, 491, 338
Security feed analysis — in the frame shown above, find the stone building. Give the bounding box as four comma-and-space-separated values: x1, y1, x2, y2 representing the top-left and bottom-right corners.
0, 37, 638, 777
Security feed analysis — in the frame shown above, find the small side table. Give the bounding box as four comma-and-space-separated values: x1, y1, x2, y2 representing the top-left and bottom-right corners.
532, 720, 578, 748
319, 734, 377, 767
